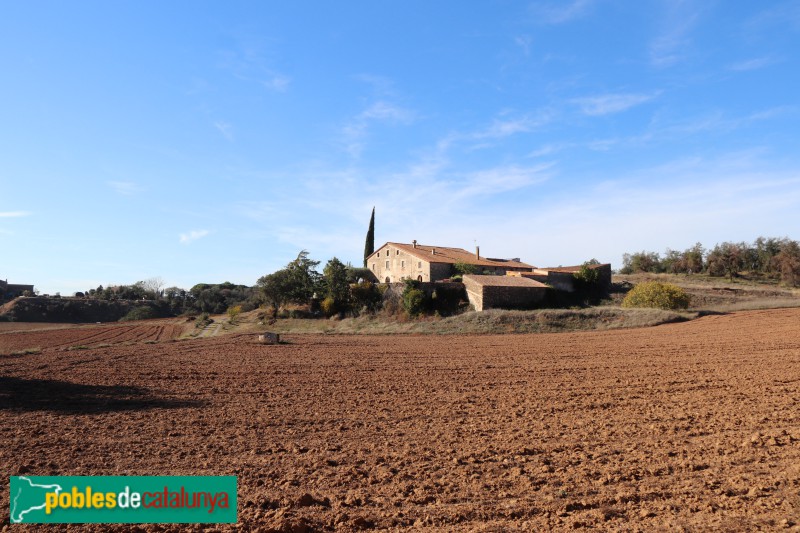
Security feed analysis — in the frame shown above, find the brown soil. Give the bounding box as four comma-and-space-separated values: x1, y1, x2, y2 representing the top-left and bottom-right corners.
0, 318, 188, 353
2, 309, 800, 531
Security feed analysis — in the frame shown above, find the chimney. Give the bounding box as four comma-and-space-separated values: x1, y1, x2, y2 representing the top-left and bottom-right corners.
412, 240, 417, 249
432, 248, 436, 255
476, 246, 480, 260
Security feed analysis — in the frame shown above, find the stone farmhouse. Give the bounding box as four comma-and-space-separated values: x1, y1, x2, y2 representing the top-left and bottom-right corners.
0, 279, 35, 301
367, 241, 534, 283
367, 241, 612, 312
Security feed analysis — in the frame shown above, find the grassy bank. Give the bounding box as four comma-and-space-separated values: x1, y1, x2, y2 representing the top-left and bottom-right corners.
240, 307, 694, 336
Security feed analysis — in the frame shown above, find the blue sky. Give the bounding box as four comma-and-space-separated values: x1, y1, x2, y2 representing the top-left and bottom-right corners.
2, 1, 799, 294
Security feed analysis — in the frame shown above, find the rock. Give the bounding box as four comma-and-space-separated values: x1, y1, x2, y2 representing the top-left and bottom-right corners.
258, 332, 280, 344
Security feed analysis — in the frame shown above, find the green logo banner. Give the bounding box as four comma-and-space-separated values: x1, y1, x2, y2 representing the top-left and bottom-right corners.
9, 476, 237, 524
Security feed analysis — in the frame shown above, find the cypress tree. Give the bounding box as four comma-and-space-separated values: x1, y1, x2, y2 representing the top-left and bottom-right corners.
363, 207, 375, 267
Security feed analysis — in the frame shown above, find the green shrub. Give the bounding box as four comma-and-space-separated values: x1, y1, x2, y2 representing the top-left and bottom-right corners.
622, 281, 690, 310
195, 312, 213, 329
349, 281, 382, 314
402, 288, 426, 317
120, 306, 158, 321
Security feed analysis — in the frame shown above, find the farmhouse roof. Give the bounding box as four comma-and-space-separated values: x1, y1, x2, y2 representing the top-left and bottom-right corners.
382, 242, 534, 269
462, 274, 548, 288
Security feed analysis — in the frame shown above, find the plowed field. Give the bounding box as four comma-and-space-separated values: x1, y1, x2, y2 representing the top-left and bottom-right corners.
0, 319, 187, 353
2, 309, 800, 531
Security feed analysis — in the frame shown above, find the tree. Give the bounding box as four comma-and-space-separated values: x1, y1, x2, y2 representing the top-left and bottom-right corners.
453, 261, 479, 275
574, 259, 601, 284
256, 250, 322, 317
363, 207, 375, 267
142, 277, 165, 300
773, 240, 800, 286
706, 242, 745, 280
257, 269, 294, 318
323, 257, 351, 313
620, 251, 662, 274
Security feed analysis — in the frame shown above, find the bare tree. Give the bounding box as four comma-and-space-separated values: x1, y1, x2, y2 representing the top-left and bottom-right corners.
142, 277, 165, 300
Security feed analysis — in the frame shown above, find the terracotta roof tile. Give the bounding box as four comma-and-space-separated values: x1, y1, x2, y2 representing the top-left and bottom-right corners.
462, 274, 548, 288
377, 242, 534, 270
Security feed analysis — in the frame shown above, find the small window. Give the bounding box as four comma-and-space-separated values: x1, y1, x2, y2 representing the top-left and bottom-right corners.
396, 250, 400, 255
418, 261, 422, 268
401, 260, 405, 268
385, 260, 390, 269
371, 263, 375, 271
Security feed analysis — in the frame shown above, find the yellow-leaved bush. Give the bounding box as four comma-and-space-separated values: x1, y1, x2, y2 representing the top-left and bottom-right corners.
621, 281, 690, 310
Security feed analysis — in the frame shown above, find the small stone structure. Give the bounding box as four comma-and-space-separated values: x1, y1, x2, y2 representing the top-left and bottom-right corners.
462, 275, 547, 312
258, 332, 280, 344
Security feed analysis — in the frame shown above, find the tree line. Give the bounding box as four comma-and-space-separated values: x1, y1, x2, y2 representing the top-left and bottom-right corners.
620, 236, 800, 285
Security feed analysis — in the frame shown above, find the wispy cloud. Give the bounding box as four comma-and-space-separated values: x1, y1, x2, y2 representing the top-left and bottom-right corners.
649, 3, 702, 67
262, 74, 291, 92
341, 101, 416, 157
531, 0, 594, 24
179, 229, 210, 244
0, 211, 32, 218
214, 121, 234, 141
729, 56, 779, 72
108, 181, 143, 195
217, 38, 291, 93
572, 92, 659, 116
473, 112, 553, 139
514, 35, 533, 56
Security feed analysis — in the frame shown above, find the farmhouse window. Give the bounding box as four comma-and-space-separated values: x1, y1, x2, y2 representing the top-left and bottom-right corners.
371, 263, 375, 271
418, 261, 422, 268
396, 250, 400, 255
385, 260, 389, 269
401, 260, 405, 268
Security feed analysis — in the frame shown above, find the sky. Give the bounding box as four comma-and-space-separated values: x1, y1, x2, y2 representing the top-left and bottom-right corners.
2, 1, 799, 295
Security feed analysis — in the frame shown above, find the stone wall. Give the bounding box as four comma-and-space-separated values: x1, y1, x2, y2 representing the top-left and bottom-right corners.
462, 276, 546, 312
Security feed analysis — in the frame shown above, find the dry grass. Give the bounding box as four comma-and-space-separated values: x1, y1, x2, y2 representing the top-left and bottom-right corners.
237, 307, 693, 336
614, 273, 800, 313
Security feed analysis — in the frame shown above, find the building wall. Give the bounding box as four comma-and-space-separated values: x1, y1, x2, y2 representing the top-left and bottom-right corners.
462, 277, 545, 311
369, 245, 433, 283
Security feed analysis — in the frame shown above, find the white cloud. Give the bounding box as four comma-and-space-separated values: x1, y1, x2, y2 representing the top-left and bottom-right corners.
531, 0, 593, 24
514, 35, 533, 56
474, 112, 552, 139
107, 181, 143, 195
572, 92, 659, 116
341, 101, 416, 157
649, 3, 702, 67
214, 121, 234, 141
0, 211, 31, 217
217, 38, 291, 93
729, 56, 779, 72
179, 229, 210, 244
263, 74, 291, 92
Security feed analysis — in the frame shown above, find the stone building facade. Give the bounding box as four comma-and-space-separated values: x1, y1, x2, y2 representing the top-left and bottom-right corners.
367, 241, 534, 283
